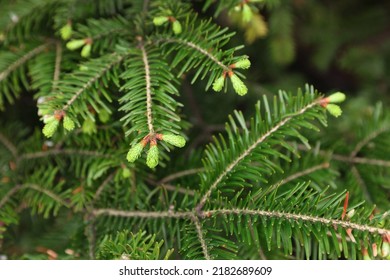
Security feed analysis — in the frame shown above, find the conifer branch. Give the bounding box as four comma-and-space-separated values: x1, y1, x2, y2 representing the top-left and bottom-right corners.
52, 41, 62, 90
261, 162, 330, 198
156, 38, 230, 71
20, 149, 111, 160
280, 162, 330, 186
159, 168, 205, 184
0, 184, 70, 209
0, 43, 50, 82
196, 99, 321, 211
191, 214, 211, 260
203, 209, 390, 236
296, 144, 390, 167
62, 53, 125, 112
350, 125, 390, 157
159, 184, 196, 196
92, 208, 192, 219
93, 171, 117, 202
0, 132, 18, 158
139, 40, 155, 134
0, 185, 23, 209
331, 155, 390, 167
351, 166, 372, 203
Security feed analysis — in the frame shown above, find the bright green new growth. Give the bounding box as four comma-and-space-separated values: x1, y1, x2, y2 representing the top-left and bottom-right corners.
82, 118, 97, 134
146, 145, 159, 168
230, 74, 248, 95
242, 4, 253, 23
212, 75, 225, 92
234, 58, 251, 69
162, 134, 186, 148
153, 16, 169, 26
63, 115, 75, 131
326, 104, 342, 117
172, 20, 182, 34
328, 92, 346, 103
60, 22, 72, 40
121, 167, 131, 179
126, 143, 145, 163
81, 43, 92, 58
66, 39, 85, 50
42, 119, 59, 138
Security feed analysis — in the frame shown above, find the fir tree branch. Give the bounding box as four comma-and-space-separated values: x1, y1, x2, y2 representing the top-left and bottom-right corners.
296, 143, 390, 167
159, 184, 196, 196
0, 185, 23, 209
331, 155, 390, 167
351, 166, 372, 204
191, 214, 211, 260
0, 43, 50, 82
280, 162, 330, 186
92, 208, 192, 219
259, 162, 330, 199
155, 38, 230, 72
52, 41, 62, 91
62, 53, 125, 112
0, 184, 70, 209
196, 99, 321, 212
203, 209, 390, 236
159, 168, 205, 184
139, 40, 155, 134
93, 171, 117, 203
350, 125, 390, 157
248, 216, 267, 259
0, 132, 18, 158
20, 149, 111, 160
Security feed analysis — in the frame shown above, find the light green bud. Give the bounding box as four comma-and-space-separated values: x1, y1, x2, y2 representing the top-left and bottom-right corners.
60, 22, 72, 40
327, 92, 346, 103
63, 115, 75, 131
121, 167, 131, 178
98, 110, 110, 123
162, 134, 186, 148
146, 145, 159, 168
153, 16, 169, 26
82, 118, 97, 134
81, 43, 92, 58
212, 75, 225, 92
79, 65, 89, 71
66, 39, 85, 50
42, 119, 59, 138
126, 143, 144, 163
234, 58, 251, 69
172, 20, 182, 35
242, 4, 253, 23
230, 74, 248, 96
326, 104, 342, 118
43, 115, 56, 124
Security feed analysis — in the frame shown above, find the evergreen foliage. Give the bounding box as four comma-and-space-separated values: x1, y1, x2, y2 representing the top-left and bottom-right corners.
0, 0, 389, 260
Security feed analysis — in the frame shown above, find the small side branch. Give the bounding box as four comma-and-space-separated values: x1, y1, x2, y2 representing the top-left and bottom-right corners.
0, 184, 70, 209
156, 38, 230, 72
20, 149, 111, 160
92, 208, 192, 219
0, 132, 18, 158
159, 168, 205, 184
196, 100, 320, 211
138, 40, 154, 134
0, 43, 50, 82
191, 214, 211, 260
350, 125, 390, 158
204, 209, 390, 236
62, 53, 125, 112
52, 41, 62, 90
